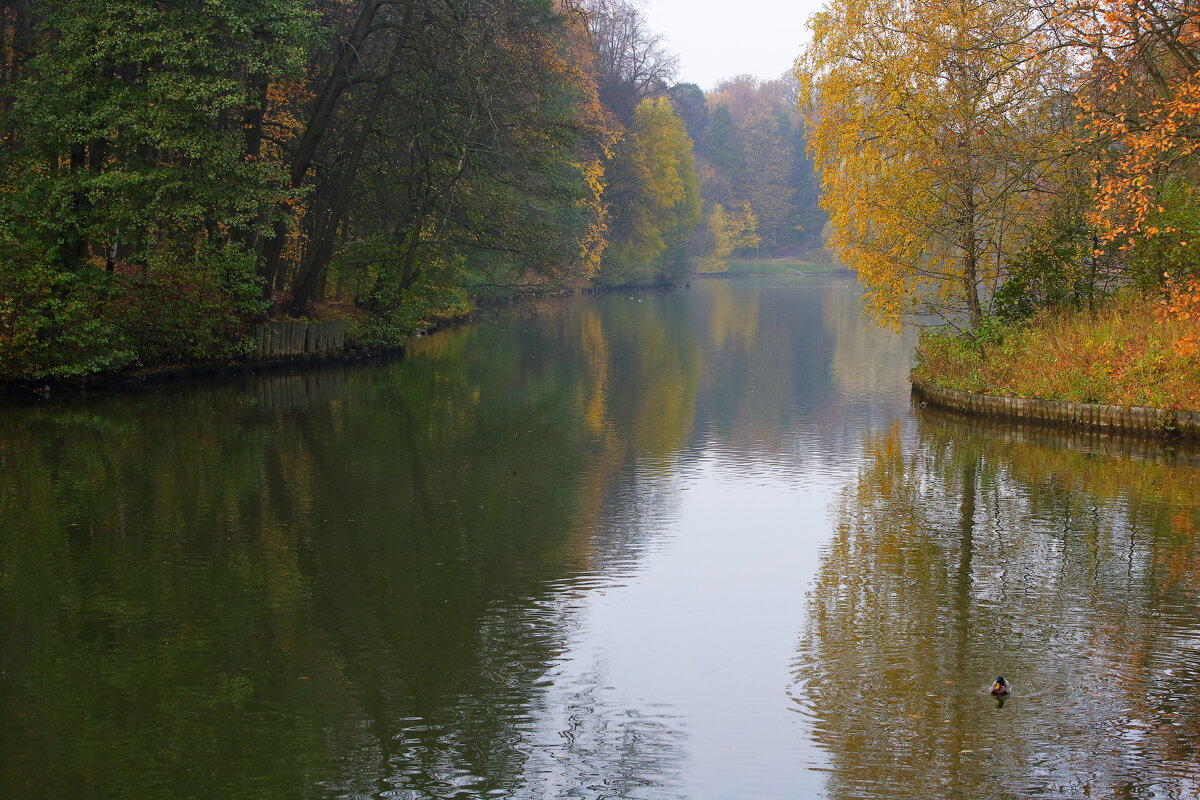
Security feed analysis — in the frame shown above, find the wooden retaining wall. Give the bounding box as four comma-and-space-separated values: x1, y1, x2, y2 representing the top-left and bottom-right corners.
911, 380, 1200, 440
248, 321, 345, 360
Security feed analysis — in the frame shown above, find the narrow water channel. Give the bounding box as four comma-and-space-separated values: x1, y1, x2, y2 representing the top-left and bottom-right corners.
1, 275, 1197, 799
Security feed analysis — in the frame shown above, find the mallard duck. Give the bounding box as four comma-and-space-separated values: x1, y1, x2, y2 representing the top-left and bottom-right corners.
990, 676, 1011, 696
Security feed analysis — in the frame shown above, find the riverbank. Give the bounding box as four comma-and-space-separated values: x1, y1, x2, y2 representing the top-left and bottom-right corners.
0, 282, 687, 399
912, 291, 1200, 409
910, 290, 1200, 439
722, 257, 842, 275
914, 397, 1200, 464
0, 344, 409, 400
912, 379, 1200, 440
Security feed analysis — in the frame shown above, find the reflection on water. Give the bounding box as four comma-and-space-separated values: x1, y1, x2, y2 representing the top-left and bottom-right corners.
794, 415, 1200, 799
1, 275, 1197, 799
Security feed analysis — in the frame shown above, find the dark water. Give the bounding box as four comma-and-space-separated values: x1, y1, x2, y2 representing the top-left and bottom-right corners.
2, 276, 1198, 799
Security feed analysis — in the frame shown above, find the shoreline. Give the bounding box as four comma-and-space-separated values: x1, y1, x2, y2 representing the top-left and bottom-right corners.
0, 344, 408, 400
0, 281, 696, 401
911, 379, 1200, 441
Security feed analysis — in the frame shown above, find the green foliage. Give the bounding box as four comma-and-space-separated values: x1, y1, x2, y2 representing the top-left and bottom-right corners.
1124, 178, 1200, 288
315, 0, 598, 314
3, 0, 312, 268
352, 283, 474, 350
996, 242, 1089, 322
346, 247, 473, 347
0, 243, 262, 379
668, 82, 708, 141
0, 0, 311, 378
112, 243, 265, 366
0, 262, 133, 381
994, 197, 1111, 322
785, 119, 828, 253
701, 104, 744, 206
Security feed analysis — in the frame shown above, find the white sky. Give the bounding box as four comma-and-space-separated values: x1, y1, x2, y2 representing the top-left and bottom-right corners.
640, 0, 827, 91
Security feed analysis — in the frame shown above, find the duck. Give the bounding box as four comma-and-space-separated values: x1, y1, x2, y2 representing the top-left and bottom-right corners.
990, 676, 1011, 696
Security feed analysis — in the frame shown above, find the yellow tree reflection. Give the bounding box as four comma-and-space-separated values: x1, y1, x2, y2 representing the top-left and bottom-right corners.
795, 420, 1200, 799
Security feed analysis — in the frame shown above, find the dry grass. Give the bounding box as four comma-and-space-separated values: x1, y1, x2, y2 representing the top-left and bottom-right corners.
913, 292, 1200, 409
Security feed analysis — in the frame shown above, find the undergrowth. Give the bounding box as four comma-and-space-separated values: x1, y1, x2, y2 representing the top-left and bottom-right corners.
913, 291, 1200, 409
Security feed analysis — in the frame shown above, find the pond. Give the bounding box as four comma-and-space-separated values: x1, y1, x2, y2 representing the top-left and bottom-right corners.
1, 275, 1198, 799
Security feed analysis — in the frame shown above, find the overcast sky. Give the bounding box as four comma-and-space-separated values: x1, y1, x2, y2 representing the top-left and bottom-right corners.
640, 0, 827, 91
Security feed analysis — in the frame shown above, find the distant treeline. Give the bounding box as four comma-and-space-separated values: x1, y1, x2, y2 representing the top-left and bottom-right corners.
0, 0, 824, 381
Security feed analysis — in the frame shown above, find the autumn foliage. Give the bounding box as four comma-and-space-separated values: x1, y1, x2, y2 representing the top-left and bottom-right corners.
1160, 275, 1200, 356
797, 0, 1200, 406
799, 0, 1200, 336
797, 0, 1072, 328
1065, 0, 1200, 245
914, 292, 1200, 408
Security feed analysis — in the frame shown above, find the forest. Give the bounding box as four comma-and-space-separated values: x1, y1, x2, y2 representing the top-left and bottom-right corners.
0, 0, 824, 381
798, 0, 1200, 406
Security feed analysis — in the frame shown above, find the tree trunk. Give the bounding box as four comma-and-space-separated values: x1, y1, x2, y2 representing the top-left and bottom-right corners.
234, 72, 270, 254
289, 68, 394, 313
257, 0, 388, 295
960, 184, 982, 329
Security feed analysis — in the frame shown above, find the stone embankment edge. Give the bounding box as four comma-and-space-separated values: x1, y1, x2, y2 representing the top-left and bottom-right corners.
911, 380, 1199, 441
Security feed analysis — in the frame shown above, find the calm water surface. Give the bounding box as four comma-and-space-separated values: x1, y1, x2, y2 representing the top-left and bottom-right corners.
2, 276, 1199, 799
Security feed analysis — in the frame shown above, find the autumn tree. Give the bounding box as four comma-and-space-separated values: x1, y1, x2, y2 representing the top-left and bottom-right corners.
798, 0, 1074, 328
696, 76, 821, 261
602, 97, 701, 283
1066, 1, 1200, 236
739, 107, 795, 249
1058, 0, 1200, 285
694, 203, 760, 273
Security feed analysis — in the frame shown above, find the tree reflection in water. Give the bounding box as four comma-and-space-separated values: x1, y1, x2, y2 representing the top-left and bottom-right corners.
793, 417, 1200, 799
0, 287, 703, 800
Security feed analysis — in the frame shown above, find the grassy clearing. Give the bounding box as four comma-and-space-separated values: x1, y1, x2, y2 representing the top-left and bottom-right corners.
722, 258, 841, 275
913, 291, 1200, 409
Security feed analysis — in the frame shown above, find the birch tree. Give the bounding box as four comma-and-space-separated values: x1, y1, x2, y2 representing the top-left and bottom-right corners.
798, 0, 1073, 328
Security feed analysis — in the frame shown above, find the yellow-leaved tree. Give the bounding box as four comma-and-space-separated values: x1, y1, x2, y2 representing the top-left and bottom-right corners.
696, 203, 760, 273
602, 97, 702, 282
796, 0, 1073, 329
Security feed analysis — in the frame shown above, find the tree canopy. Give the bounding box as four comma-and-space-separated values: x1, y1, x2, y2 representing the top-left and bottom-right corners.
0, 0, 828, 381
798, 0, 1200, 331
798, 0, 1073, 328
